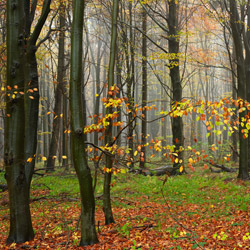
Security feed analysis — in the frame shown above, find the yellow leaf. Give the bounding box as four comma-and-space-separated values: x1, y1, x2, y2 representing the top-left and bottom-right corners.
96, 94, 99, 97
12, 94, 15, 99
188, 158, 193, 164
62, 155, 67, 159
27, 157, 33, 163
47, 112, 51, 115
60, 114, 63, 118
134, 150, 138, 156
175, 158, 179, 163
42, 157, 47, 161
180, 166, 183, 172
29, 96, 34, 99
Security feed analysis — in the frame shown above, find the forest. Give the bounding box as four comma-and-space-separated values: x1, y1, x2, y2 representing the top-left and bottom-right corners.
0, 0, 250, 249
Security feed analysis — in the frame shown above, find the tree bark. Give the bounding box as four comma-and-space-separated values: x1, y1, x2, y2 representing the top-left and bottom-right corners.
103, 0, 119, 225
5, 1, 33, 242
47, 1, 65, 172
140, 5, 147, 169
70, 0, 98, 245
229, 0, 249, 179
168, 0, 184, 171
5, 0, 51, 243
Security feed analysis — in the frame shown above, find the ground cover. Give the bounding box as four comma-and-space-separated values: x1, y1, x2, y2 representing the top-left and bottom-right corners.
0, 168, 250, 249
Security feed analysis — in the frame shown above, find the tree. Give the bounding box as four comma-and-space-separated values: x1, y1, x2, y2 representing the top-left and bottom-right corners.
103, 0, 119, 225
69, 0, 99, 245
5, 0, 51, 243
140, 4, 148, 169
228, 0, 249, 179
46, 0, 66, 172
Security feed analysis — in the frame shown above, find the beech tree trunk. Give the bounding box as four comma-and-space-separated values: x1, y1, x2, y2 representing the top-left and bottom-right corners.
168, 0, 184, 171
47, 1, 65, 172
229, 0, 249, 179
140, 5, 147, 169
5, 2, 33, 242
103, 0, 119, 225
69, 0, 98, 245
5, 0, 51, 243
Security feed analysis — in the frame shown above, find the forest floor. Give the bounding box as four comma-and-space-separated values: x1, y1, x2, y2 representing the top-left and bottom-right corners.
0, 165, 250, 249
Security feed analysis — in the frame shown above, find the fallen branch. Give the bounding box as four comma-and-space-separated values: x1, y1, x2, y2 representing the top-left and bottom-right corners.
132, 223, 155, 232
205, 160, 237, 173
131, 166, 178, 176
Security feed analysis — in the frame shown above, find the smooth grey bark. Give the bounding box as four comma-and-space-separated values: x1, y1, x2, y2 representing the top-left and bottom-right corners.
5, 0, 51, 243
69, 0, 98, 245
168, 0, 184, 171
103, 0, 119, 225
120, 1, 136, 164
5, 1, 34, 243
161, 84, 168, 157
140, 5, 147, 169
47, 1, 65, 172
229, 0, 249, 179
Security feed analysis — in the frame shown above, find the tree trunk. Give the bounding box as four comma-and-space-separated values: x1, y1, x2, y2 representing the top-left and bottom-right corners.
69, 0, 98, 245
168, 0, 184, 171
5, 0, 34, 234
140, 5, 147, 169
229, 0, 249, 179
5, 0, 53, 244
47, 1, 65, 172
103, 0, 119, 225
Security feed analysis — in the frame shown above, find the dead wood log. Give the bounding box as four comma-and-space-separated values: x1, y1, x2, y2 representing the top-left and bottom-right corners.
205, 160, 237, 173
131, 166, 177, 176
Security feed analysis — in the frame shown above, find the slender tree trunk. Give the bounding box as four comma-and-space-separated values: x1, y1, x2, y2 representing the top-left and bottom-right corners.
140, 5, 147, 168
70, 0, 98, 245
47, 1, 65, 172
62, 92, 69, 169
103, 0, 119, 225
231, 47, 238, 162
161, 85, 167, 157
230, 0, 249, 179
168, 0, 184, 172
